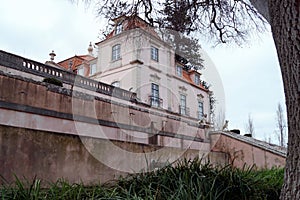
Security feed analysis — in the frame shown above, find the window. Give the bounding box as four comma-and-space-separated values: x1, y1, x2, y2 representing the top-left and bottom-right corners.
151, 83, 160, 107
151, 46, 159, 61
115, 22, 123, 35
77, 67, 84, 76
198, 101, 204, 119
180, 94, 186, 115
111, 81, 120, 88
176, 65, 182, 77
90, 64, 96, 75
112, 44, 121, 61
195, 74, 200, 85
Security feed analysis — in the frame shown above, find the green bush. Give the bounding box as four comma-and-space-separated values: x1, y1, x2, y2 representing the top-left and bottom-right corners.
0, 158, 284, 200
116, 158, 284, 200
43, 77, 63, 87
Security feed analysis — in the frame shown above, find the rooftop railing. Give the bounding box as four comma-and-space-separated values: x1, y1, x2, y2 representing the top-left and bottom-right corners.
0, 50, 137, 101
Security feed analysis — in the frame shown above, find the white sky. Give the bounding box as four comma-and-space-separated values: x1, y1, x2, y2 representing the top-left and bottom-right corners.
0, 0, 286, 143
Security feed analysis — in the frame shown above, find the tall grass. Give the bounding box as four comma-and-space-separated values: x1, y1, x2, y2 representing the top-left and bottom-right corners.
116, 158, 283, 200
0, 158, 284, 200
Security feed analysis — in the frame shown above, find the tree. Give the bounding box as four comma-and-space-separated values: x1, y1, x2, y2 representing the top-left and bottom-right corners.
245, 114, 255, 137
276, 103, 287, 147
89, 0, 266, 44
81, 0, 299, 198
259, 1, 299, 199
158, 0, 204, 71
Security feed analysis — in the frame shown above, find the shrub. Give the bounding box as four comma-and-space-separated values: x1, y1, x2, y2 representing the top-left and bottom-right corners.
0, 158, 284, 200
115, 158, 284, 200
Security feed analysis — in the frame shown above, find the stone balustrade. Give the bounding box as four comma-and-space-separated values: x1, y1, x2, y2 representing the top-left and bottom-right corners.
0, 50, 136, 101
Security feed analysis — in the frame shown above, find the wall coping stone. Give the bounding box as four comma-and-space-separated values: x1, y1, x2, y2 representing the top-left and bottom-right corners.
210, 131, 287, 157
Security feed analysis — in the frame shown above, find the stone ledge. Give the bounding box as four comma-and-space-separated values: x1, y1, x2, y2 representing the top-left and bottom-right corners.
210, 131, 287, 157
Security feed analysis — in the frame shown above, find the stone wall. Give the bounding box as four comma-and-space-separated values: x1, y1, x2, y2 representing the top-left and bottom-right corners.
0, 69, 210, 184
210, 132, 286, 168
0, 71, 208, 147
0, 125, 200, 184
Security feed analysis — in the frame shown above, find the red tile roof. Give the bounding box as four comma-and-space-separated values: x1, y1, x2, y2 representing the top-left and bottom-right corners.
57, 55, 95, 71
182, 70, 208, 91
183, 70, 193, 82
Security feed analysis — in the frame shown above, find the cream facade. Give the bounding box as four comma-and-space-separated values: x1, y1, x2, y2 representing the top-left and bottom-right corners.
92, 17, 211, 122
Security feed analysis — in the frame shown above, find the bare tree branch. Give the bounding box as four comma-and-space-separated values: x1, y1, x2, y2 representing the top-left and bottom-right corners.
276, 103, 287, 147
245, 113, 255, 137
80, 0, 266, 44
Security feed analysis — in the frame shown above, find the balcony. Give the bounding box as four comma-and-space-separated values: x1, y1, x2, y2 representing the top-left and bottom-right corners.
179, 106, 190, 116
149, 96, 163, 108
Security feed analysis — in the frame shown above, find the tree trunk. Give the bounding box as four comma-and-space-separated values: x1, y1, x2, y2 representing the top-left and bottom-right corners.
268, 0, 300, 199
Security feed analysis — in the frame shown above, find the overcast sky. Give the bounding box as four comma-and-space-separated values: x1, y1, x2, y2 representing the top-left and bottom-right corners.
0, 0, 286, 143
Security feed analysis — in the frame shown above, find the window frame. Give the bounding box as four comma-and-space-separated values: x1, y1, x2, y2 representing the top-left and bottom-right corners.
180, 94, 187, 115
151, 83, 160, 107
176, 65, 183, 77
90, 64, 96, 75
195, 74, 200, 85
77, 67, 84, 76
112, 44, 121, 61
115, 22, 123, 35
198, 101, 204, 119
151, 46, 159, 62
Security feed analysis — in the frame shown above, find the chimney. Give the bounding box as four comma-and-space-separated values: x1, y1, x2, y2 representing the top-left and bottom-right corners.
49, 50, 56, 61
88, 42, 93, 56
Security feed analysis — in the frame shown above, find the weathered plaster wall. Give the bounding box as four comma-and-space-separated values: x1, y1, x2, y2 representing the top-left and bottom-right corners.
0, 71, 210, 184
210, 133, 286, 168
0, 70, 286, 185
0, 50, 286, 186
0, 125, 200, 184
0, 72, 207, 144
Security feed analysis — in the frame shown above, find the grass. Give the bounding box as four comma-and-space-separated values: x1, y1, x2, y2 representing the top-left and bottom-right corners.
0, 158, 284, 200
